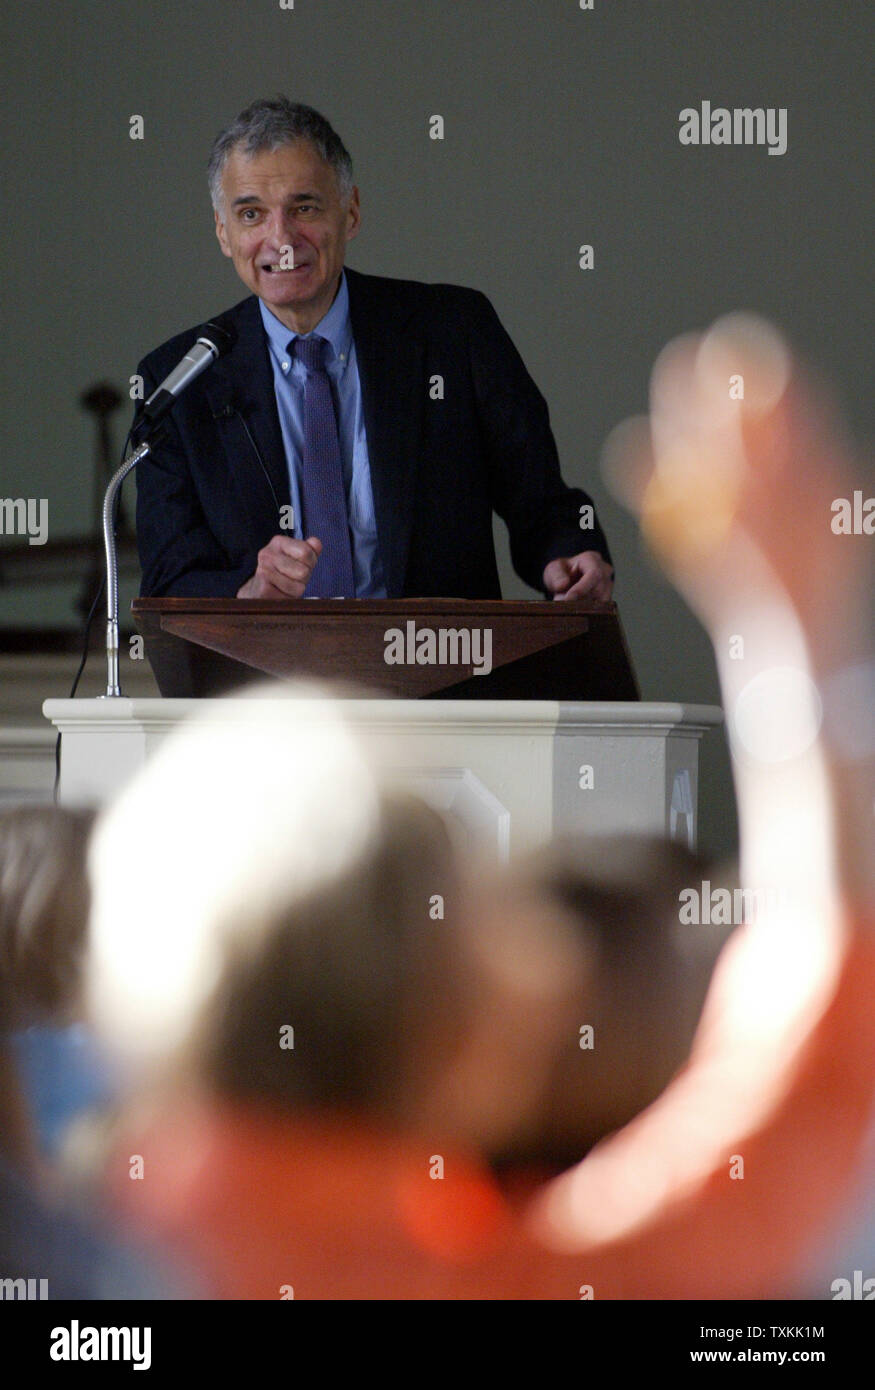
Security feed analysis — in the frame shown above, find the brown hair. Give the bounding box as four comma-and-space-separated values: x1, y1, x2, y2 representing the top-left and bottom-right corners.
194, 794, 475, 1126
0, 805, 96, 1026
498, 835, 734, 1167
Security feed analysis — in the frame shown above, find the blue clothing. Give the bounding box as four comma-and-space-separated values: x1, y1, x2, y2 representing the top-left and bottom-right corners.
259, 274, 386, 597
11, 1025, 118, 1160
0, 1156, 184, 1299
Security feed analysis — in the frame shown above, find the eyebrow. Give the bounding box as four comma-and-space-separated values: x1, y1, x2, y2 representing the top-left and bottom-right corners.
230, 192, 323, 208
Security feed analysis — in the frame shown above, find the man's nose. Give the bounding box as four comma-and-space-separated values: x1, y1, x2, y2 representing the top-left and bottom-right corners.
265, 211, 298, 246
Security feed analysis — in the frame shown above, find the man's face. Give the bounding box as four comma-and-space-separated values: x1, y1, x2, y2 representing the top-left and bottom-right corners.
214, 141, 360, 334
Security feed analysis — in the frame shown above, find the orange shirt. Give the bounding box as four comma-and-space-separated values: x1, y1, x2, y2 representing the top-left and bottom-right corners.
104, 1102, 588, 1300
529, 929, 875, 1299
103, 931, 875, 1300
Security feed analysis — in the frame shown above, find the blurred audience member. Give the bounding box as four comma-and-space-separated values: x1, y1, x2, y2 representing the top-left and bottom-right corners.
0, 806, 118, 1170
0, 905, 182, 1299
87, 696, 593, 1296
496, 836, 732, 1173
528, 313, 875, 1297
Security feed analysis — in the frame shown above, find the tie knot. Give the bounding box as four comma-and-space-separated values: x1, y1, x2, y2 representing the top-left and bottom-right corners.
292, 334, 327, 371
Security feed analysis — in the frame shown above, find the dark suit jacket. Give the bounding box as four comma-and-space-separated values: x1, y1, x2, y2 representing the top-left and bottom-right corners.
134, 267, 612, 599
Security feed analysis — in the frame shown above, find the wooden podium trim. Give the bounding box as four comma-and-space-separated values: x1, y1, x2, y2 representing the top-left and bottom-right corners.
131, 598, 640, 701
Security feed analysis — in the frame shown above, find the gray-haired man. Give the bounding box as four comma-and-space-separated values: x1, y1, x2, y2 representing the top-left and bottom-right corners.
135, 97, 614, 602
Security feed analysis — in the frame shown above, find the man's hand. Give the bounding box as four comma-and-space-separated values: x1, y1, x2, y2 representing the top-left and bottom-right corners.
543, 550, 614, 602
236, 535, 323, 598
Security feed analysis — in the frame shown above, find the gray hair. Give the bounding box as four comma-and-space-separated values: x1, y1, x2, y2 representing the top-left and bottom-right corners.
207, 96, 354, 210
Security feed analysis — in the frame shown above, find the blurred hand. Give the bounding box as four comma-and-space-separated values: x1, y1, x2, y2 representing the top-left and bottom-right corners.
528, 314, 875, 1297
601, 313, 869, 671
237, 535, 323, 599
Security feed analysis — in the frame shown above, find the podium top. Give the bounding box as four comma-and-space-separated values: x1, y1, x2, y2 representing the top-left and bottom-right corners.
131, 597, 640, 701
132, 597, 613, 614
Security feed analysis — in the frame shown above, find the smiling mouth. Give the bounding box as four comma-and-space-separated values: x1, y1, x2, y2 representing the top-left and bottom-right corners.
262, 263, 309, 274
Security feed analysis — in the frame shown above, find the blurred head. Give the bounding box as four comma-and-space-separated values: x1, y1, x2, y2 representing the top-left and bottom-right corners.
500, 836, 734, 1169
0, 804, 97, 1172
0, 805, 96, 1027
87, 685, 586, 1158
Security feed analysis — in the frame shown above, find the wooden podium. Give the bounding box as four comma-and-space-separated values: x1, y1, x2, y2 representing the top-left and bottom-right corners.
131, 598, 640, 700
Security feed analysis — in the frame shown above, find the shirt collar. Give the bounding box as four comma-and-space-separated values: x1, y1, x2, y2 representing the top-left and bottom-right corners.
258, 270, 351, 368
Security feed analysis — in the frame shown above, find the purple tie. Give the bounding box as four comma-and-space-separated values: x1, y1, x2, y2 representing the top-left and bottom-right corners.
293, 334, 355, 597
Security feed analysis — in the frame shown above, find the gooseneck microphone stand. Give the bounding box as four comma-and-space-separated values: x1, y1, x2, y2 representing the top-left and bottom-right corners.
101, 439, 152, 697
99, 318, 237, 698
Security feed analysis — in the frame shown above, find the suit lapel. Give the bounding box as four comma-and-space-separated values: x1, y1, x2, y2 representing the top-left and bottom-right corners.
202, 297, 291, 518
202, 278, 424, 589
346, 267, 424, 597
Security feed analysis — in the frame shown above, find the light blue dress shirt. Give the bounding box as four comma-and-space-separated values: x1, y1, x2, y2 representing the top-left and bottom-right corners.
258, 273, 386, 597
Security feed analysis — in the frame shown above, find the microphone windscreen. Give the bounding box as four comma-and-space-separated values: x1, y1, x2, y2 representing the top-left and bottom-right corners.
199, 319, 237, 358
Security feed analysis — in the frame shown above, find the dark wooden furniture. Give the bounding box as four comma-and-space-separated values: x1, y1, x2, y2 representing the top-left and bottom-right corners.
131, 598, 639, 700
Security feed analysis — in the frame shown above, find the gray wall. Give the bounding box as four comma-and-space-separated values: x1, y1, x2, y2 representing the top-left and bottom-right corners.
2, 0, 873, 858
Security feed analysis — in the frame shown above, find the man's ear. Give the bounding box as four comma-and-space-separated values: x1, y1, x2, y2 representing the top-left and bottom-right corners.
214, 207, 232, 259
345, 186, 362, 243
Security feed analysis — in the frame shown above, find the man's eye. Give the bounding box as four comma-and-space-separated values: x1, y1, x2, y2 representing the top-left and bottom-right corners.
241, 208, 260, 221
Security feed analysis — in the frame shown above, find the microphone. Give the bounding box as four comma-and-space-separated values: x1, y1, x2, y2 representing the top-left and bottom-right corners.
101, 317, 236, 695
137, 320, 236, 431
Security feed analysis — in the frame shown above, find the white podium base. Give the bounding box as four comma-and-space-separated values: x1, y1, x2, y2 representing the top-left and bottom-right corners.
43, 697, 722, 860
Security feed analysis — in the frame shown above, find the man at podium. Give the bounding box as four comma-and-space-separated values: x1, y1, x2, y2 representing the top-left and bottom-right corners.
134, 97, 614, 606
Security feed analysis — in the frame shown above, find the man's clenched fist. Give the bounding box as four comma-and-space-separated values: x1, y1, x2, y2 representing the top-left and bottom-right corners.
237, 535, 323, 599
